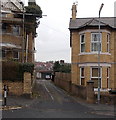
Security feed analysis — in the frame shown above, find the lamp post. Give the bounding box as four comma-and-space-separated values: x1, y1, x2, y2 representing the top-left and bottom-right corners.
98, 3, 104, 104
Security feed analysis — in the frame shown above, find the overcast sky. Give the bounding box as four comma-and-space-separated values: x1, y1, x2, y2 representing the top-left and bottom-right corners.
24, 0, 116, 63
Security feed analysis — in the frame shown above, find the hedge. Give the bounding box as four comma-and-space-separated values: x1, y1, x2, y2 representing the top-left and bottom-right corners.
2, 61, 34, 82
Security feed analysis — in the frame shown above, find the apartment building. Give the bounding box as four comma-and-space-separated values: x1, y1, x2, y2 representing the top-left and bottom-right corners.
69, 3, 116, 90
0, 0, 35, 63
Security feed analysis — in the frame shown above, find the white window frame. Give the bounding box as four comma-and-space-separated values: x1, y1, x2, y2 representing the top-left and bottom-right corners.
91, 33, 102, 52
80, 67, 85, 85
80, 34, 85, 53
91, 67, 102, 88
106, 33, 110, 53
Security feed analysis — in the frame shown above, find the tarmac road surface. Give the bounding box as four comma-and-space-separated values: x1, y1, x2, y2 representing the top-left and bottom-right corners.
2, 79, 115, 119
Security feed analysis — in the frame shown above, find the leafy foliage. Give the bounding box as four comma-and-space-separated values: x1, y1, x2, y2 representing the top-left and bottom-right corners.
2, 61, 34, 82
21, 62, 34, 74
24, 1, 42, 37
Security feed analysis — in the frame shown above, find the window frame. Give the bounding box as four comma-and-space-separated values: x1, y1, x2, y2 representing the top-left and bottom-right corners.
80, 34, 85, 53
91, 33, 102, 52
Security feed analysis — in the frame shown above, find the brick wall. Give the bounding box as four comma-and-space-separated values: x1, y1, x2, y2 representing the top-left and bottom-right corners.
2, 72, 32, 96
54, 72, 115, 104
54, 72, 87, 100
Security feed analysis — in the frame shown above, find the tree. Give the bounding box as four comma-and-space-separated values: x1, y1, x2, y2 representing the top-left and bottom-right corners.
53, 61, 71, 73
24, 1, 42, 37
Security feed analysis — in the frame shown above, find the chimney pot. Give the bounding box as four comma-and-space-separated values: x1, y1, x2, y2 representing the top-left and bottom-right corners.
72, 2, 77, 20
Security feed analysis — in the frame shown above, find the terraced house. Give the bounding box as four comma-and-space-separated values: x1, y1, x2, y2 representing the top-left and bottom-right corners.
0, 0, 35, 63
69, 3, 116, 91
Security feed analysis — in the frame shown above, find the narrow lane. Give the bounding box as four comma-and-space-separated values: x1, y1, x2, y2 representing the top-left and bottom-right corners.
2, 79, 115, 118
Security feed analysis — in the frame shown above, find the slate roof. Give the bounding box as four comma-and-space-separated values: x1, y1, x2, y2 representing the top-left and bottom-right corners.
69, 17, 116, 29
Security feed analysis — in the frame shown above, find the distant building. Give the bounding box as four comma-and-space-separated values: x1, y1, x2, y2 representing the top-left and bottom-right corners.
0, 0, 35, 63
69, 3, 116, 90
35, 62, 54, 79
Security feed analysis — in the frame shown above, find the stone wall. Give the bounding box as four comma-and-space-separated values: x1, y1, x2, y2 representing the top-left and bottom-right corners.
54, 72, 88, 100
23, 72, 32, 95
71, 84, 87, 100
54, 72, 71, 92
2, 72, 32, 96
54, 72, 115, 104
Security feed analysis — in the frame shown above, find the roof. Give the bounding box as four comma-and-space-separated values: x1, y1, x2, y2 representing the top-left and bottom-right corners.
1, 0, 23, 12
69, 17, 116, 30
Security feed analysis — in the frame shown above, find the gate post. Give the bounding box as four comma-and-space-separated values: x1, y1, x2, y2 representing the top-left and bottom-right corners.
86, 80, 95, 103
23, 72, 32, 97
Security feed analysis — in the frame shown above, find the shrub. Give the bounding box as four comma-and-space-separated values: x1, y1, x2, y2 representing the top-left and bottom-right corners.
21, 62, 34, 75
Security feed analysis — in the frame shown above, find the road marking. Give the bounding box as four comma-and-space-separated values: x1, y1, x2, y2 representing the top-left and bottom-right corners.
44, 84, 54, 101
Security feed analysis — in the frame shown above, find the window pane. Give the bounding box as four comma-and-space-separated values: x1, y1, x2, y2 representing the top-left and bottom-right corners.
107, 68, 109, 77
2, 23, 7, 33
92, 34, 99, 41
107, 34, 110, 42
91, 43, 101, 52
2, 50, 6, 58
13, 51, 19, 59
81, 68, 84, 76
81, 44, 85, 52
81, 35, 85, 43
13, 26, 20, 35
81, 78, 85, 85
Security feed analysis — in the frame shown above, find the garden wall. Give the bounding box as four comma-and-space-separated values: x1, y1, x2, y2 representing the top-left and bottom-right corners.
54, 72, 116, 104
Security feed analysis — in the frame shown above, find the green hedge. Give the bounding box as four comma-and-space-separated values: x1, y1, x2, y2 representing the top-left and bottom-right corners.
2, 61, 34, 82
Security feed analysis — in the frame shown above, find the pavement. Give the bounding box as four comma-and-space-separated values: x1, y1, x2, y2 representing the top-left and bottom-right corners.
0, 80, 115, 118
0, 93, 115, 117
70, 95, 115, 117
0, 95, 36, 111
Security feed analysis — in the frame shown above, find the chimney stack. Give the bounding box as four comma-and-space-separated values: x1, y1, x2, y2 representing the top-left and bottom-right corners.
72, 2, 77, 20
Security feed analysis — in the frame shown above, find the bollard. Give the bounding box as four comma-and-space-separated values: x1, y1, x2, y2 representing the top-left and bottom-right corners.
3, 85, 8, 106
